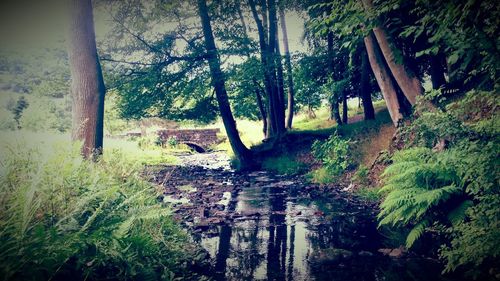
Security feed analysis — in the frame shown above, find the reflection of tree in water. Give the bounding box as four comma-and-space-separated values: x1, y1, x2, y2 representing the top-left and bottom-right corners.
267, 186, 288, 281
214, 224, 232, 280
306, 199, 380, 252
228, 219, 267, 280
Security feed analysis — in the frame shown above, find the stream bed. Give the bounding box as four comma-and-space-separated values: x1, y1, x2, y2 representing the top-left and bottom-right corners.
149, 152, 464, 281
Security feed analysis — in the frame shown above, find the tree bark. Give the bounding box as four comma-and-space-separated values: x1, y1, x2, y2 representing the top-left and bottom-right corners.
430, 55, 446, 89
67, 0, 106, 159
361, 0, 423, 105
267, 0, 285, 135
279, 8, 295, 129
364, 32, 403, 125
327, 31, 342, 125
253, 80, 268, 137
197, 0, 252, 168
275, 24, 286, 130
360, 49, 376, 120
342, 91, 348, 124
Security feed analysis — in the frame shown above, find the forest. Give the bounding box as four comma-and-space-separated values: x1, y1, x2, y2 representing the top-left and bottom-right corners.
0, 0, 498, 280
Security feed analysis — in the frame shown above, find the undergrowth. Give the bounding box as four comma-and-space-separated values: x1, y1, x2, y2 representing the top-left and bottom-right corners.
378, 90, 500, 277
0, 144, 196, 281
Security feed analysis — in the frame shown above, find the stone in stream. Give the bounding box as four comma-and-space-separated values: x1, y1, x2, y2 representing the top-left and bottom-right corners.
378, 246, 406, 258
358, 250, 375, 257
309, 248, 354, 267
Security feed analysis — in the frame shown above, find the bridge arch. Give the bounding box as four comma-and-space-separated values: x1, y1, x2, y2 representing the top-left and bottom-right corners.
183, 142, 206, 153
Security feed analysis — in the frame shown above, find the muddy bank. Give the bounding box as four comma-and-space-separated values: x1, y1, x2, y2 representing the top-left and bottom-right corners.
146, 152, 463, 281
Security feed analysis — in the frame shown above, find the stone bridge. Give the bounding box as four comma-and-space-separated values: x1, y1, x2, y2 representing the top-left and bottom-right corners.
157, 128, 223, 153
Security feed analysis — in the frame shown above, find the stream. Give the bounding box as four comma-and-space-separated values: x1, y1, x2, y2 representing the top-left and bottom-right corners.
149, 152, 463, 281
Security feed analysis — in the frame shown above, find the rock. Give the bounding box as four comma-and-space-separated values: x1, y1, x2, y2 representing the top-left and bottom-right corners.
388, 246, 406, 258
314, 211, 324, 216
358, 250, 374, 257
378, 248, 392, 255
342, 183, 354, 192
254, 176, 273, 182
310, 248, 354, 266
378, 247, 406, 258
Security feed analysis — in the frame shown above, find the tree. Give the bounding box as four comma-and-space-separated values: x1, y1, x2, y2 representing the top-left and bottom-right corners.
360, 49, 375, 120
279, 8, 295, 129
67, 0, 106, 159
364, 32, 402, 125
248, 0, 286, 138
361, 0, 422, 105
327, 31, 342, 125
197, 0, 253, 168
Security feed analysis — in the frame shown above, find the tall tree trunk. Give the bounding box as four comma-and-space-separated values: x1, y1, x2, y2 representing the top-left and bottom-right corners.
249, 0, 285, 137
275, 25, 286, 130
430, 55, 446, 89
342, 91, 348, 124
68, 0, 106, 159
327, 31, 342, 125
279, 8, 295, 129
249, 0, 275, 136
361, 0, 423, 105
267, 0, 285, 136
236, 1, 248, 36
253, 80, 268, 137
360, 49, 375, 120
197, 0, 252, 168
364, 32, 403, 126
239, 2, 268, 137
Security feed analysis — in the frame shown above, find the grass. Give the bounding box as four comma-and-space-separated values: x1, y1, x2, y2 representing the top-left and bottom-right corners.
0, 130, 179, 166
354, 186, 382, 201
307, 167, 337, 184
261, 155, 307, 175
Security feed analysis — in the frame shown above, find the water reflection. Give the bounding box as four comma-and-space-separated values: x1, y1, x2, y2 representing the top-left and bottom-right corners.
198, 177, 457, 281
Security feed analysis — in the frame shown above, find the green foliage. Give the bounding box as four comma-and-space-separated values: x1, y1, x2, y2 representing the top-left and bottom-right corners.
0, 144, 191, 280
167, 136, 179, 147
378, 147, 465, 248
378, 100, 500, 274
403, 110, 468, 148
383, 0, 500, 86
293, 53, 327, 114
311, 133, 352, 178
262, 155, 307, 175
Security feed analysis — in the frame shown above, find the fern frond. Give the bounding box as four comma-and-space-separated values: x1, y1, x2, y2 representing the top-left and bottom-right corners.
406, 219, 429, 248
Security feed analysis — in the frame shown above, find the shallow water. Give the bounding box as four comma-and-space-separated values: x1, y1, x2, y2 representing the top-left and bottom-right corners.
158, 152, 464, 281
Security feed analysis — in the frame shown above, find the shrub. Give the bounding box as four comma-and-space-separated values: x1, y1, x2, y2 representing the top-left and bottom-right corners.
311, 133, 352, 178
0, 144, 191, 280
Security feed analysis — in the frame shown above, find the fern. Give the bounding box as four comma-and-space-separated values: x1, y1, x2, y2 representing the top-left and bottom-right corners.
378, 148, 465, 247
0, 145, 190, 281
